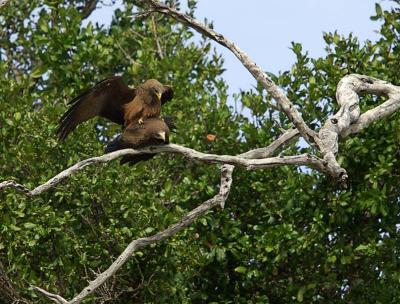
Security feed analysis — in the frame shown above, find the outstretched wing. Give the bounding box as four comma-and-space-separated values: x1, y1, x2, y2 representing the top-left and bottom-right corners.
57, 76, 135, 140
161, 85, 174, 105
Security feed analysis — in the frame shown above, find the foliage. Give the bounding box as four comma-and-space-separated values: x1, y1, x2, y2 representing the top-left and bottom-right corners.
1, 0, 400, 303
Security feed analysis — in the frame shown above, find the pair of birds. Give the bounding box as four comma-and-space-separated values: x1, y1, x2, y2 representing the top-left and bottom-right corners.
57, 77, 175, 165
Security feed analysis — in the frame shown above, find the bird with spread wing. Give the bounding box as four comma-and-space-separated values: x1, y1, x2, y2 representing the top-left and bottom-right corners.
57, 77, 173, 140
57, 76, 175, 165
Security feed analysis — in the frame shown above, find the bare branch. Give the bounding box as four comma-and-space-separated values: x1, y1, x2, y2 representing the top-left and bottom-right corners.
318, 74, 400, 183
240, 128, 300, 159
339, 76, 400, 137
81, 0, 99, 20
140, 0, 318, 146
0, 0, 10, 9
35, 164, 234, 304
33, 286, 68, 304
30, 129, 299, 303
0, 143, 325, 197
150, 15, 165, 59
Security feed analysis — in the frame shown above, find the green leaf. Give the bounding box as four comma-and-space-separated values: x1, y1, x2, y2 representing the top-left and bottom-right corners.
31, 66, 47, 78
13, 112, 21, 121
9, 224, 21, 232
234, 266, 247, 274
375, 3, 382, 17
23, 222, 36, 229
297, 286, 306, 302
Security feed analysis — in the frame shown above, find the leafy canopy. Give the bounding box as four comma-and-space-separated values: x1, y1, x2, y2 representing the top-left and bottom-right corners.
0, 1, 400, 303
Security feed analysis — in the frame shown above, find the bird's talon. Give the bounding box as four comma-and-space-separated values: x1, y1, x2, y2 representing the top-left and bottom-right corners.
138, 118, 144, 124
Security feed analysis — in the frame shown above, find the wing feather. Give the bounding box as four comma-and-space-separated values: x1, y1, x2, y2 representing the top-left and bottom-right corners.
161, 85, 174, 105
57, 76, 135, 140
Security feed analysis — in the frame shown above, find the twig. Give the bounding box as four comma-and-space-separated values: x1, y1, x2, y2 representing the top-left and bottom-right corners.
32, 286, 68, 304
150, 15, 164, 59
115, 41, 143, 66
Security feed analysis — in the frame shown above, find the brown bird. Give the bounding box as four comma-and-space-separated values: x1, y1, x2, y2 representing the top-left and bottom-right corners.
57, 77, 173, 140
104, 117, 171, 166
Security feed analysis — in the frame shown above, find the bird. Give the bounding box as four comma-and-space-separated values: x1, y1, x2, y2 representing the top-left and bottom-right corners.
104, 117, 172, 166
57, 77, 173, 140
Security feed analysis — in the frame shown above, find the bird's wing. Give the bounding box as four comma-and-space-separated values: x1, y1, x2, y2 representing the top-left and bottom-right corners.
161, 85, 174, 105
57, 76, 135, 140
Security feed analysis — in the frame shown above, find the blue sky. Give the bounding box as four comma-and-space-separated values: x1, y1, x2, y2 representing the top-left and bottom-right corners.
89, 0, 391, 94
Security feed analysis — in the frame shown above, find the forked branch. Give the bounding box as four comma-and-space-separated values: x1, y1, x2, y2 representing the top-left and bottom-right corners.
3, 2, 400, 303
139, 1, 400, 184
1, 139, 324, 197
29, 128, 297, 303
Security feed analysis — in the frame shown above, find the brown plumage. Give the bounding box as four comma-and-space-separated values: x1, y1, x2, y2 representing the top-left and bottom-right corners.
57, 77, 173, 140
104, 117, 170, 166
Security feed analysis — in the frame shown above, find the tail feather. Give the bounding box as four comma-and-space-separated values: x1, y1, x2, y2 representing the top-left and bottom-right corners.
162, 116, 177, 132
105, 135, 155, 166
120, 154, 155, 166
105, 134, 124, 153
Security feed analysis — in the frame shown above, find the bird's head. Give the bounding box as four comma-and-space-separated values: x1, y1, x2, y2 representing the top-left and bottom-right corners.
142, 79, 164, 102
154, 131, 167, 143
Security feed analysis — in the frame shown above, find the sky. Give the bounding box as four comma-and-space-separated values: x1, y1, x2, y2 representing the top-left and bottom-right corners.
89, 0, 392, 95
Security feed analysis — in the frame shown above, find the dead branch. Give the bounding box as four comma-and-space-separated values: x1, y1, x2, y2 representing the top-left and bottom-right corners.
0, 0, 10, 9
0, 141, 324, 197
80, 0, 98, 20
3, 2, 400, 303
138, 1, 400, 185
319, 74, 400, 183
28, 129, 296, 303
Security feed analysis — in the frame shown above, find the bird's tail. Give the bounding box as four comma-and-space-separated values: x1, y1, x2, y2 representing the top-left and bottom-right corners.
105, 135, 155, 166
104, 134, 125, 154
162, 116, 177, 133
120, 154, 155, 166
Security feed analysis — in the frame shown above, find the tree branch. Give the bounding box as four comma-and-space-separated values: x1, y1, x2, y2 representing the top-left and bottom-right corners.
150, 15, 165, 59
35, 165, 233, 304
136, 1, 400, 185
0, 142, 325, 197
0, 261, 31, 304
29, 130, 298, 303
339, 75, 400, 137
0, 0, 10, 9
80, 0, 98, 20
318, 74, 400, 183
140, 0, 318, 147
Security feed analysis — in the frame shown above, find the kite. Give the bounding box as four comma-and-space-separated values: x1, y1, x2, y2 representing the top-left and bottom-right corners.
57, 77, 173, 140
104, 117, 172, 166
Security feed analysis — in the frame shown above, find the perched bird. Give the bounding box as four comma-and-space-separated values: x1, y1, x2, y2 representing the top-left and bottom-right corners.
105, 117, 172, 166
57, 77, 173, 140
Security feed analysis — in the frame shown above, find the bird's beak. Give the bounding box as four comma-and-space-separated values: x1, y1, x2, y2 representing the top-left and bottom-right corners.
156, 131, 166, 142
156, 92, 162, 101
